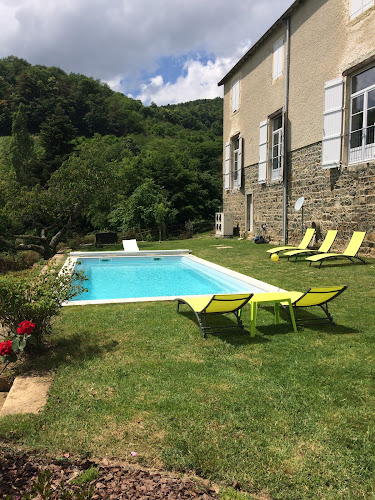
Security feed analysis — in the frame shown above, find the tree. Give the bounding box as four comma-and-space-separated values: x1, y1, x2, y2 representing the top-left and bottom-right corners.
154, 202, 170, 241
109, 179, 176, 237
1, 135, 133, 259
9, 103, 34, 185
39, 104, 77, 180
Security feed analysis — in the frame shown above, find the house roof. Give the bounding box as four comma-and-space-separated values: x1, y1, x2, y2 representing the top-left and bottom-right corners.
218, 0, 305, 86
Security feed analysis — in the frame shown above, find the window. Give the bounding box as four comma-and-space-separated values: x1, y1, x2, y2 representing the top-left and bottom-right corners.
350, 0, 374, 20
232, 136, 241, 188
246, 193, 253, 233
258, 120, 268, 183
258, 115, 283, 183
349, 65, 375, 163
224, 135, 242, 190
271, 115, 283, 180
232, 79, 239, 113
272, 38, 284, 81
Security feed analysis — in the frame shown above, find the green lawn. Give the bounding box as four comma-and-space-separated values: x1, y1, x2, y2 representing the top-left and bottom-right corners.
1, 235, 374, 499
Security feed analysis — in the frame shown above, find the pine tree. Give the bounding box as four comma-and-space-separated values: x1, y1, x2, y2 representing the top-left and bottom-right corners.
9, 103, 34, 186
39, 104, 77, 180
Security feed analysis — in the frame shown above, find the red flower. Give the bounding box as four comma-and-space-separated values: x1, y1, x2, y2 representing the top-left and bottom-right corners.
17, 320, 35, 335
0, 340, 13, 356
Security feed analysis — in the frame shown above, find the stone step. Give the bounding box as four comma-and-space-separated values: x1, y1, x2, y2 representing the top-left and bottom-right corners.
0, 375, 52, 417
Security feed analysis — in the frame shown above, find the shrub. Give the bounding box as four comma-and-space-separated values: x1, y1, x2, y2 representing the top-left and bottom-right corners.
0, 261, 87, 342
0, 251, 40, 274
0, 320, 37, 372
65, 234, 84, 251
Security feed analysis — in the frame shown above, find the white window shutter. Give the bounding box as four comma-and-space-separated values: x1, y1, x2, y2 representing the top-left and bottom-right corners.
363, 0, 374, 10
350, 0, 363, 18
322, 77, 343, 169
258, 120, 268, 183
224, 142, 230, 190
232, 80, 239, 113
237, 135, 242, 188
273, 39, 283, 80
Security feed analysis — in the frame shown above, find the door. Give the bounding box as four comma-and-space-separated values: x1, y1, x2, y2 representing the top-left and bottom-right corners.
246, 194, 253, 233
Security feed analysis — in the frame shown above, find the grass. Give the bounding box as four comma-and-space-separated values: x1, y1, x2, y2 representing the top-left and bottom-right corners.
1, 234, 374, 499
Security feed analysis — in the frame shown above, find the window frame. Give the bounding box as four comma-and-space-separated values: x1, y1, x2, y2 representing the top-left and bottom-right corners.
348, 65, 375, 164
225, 134, 242, 191
232, 136, 241, 189
258, 111, 284, 184
271, 114, 283, 180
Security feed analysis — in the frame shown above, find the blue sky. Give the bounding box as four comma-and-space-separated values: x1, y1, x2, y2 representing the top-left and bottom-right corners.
0, 0, 293, 105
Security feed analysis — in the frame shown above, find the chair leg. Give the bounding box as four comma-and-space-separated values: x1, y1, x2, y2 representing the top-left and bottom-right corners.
288, 302, 298, 333
195, 312, 206, 338
355, 256, 366, 264
250, 302, 257, 337
274, 302, 280, 324
234, 310, 245, 333
319, 303, 335, 325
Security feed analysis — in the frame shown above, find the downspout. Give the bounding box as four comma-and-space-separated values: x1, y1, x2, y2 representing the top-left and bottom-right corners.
282, 16, 291, 245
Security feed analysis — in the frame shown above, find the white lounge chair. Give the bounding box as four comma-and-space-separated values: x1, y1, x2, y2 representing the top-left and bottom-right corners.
122, 239, 139, 252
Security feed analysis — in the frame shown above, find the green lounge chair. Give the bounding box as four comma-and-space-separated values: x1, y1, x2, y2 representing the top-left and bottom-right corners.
175, 293, 253, 338
306, 232, 366, 267
283, 230, 337, 261
283, 286, 348, 326
266, 228, 315, 257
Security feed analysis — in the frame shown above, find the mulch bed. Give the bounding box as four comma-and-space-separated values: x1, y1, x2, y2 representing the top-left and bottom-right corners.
0, 450, 219, 499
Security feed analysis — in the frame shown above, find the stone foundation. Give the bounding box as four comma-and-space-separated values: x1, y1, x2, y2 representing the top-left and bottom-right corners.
223, 141, 375, 255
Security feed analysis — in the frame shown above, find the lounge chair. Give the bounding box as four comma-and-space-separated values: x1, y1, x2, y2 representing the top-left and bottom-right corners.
266, 228, 315, 257
283, 230, 337, 261
283, 286, 348, 326
306, 232, 366, 267
175, 294, 253, 338
122, 239, 139, 252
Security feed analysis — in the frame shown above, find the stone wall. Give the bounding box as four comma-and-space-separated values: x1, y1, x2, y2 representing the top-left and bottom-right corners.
223, 141, 375, 255
289, 142, 374, 254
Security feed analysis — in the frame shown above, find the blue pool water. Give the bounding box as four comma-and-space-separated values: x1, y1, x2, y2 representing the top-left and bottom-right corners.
72, 256, 265, 301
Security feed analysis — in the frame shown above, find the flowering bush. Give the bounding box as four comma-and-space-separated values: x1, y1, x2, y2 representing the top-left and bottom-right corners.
0, 261, 87, 342
0, 320, 36, 371
17, 320, 36, 335
0, 340, 13, 357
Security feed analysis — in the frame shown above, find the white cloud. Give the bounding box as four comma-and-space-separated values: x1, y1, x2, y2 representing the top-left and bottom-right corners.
0, 0, 293, 104
133, 43, 251, 105
136, 60, 225, 105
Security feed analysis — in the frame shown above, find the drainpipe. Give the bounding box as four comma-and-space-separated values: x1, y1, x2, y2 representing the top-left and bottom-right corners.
282, 16, 291, 245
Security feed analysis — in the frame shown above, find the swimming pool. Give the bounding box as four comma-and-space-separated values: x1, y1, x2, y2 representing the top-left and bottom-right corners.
65, 252, 283, 305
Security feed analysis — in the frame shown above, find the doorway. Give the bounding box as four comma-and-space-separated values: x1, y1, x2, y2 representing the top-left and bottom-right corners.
246, 193, 253, 233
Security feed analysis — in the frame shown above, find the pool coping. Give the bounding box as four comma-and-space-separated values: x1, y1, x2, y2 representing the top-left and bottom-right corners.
62, 251, 285, 306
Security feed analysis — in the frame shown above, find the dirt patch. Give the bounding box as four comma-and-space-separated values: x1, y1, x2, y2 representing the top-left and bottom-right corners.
0, 449, 219, 499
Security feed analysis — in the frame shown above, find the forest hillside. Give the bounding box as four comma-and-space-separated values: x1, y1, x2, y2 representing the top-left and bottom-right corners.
0, 56, 223, 257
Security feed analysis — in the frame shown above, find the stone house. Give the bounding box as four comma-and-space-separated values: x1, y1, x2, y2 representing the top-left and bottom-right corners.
218, 0, 375, 255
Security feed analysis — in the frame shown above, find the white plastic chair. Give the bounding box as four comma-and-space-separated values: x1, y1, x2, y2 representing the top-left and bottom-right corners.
122, 239, 139, 252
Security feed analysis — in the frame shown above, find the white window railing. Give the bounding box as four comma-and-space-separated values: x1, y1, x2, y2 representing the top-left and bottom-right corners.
348, 125, 375, 163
